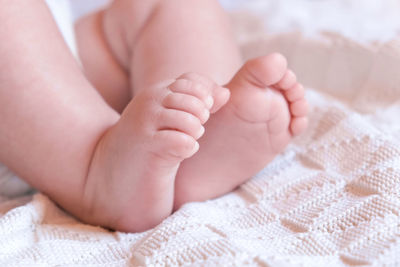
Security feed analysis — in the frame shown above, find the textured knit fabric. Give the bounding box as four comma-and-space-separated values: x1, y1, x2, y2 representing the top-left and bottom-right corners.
1, 13, 400, 267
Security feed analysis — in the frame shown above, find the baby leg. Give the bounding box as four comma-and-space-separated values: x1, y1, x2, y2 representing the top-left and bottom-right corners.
0, 1, 119, 224
76, 0, 309, 212
76, 0, 239, 111
0, 1, 219, 233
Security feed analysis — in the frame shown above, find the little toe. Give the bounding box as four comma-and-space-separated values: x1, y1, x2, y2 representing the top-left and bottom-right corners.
290, 117, 308, 136
277, 70, 297, 90
285, 83, 305, 102
290, 99, 309, 117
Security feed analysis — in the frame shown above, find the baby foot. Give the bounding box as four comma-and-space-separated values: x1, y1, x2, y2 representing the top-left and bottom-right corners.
174, 53, 308, 208
81, 76, 226, 232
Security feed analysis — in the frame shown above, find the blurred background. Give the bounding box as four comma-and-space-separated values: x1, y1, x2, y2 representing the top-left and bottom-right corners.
221, 0, 400, 43
67, 0, 400, 43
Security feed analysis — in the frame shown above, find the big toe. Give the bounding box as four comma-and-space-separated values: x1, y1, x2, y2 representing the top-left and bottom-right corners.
230, 53, 288, 90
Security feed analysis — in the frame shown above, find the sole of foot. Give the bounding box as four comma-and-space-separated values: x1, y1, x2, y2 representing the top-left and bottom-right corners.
174, 53, 309, 209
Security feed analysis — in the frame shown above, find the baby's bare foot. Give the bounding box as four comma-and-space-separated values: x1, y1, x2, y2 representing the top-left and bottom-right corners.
174, 53, 308, 208
81, 76, 225, 232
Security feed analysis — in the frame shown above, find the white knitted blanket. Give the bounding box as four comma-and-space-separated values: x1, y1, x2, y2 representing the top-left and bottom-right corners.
1, 11, 400, 267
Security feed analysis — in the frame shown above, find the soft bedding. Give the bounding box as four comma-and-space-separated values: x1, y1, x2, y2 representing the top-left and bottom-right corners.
1, 1, 400, 266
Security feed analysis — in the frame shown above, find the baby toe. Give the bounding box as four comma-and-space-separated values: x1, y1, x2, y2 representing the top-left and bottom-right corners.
179, 72, 214, 90
153, 130, 199, 160
178, 72, 229, 113
162, 92, 209, 124
169, 79, 213, 109
235, 53, 288, 88
290, 99, 309, 117
277, 70, 297, 90
158, 109, 204, 140
285, 83, 305, 102
290, 117, 308, 136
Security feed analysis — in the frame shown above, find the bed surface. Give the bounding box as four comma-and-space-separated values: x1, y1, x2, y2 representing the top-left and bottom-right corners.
1, 1, 400, 266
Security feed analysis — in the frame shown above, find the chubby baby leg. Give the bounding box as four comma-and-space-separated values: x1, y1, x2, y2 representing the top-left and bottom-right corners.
75, 0, 240, 111
75, 0, 309, 223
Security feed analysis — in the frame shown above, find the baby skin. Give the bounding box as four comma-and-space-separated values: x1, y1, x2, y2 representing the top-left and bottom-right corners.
0, 0, 308, 233
83, 77, 231, 231
80, 57, 307, 232
76, 0, 308, 231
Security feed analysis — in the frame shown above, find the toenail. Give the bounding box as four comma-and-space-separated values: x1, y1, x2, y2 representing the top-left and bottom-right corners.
205, 95, 214, 109
192, 141, 200, 154
222, 87, 231, 97
198, 126, 205, 138
203, 109, 210, 122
